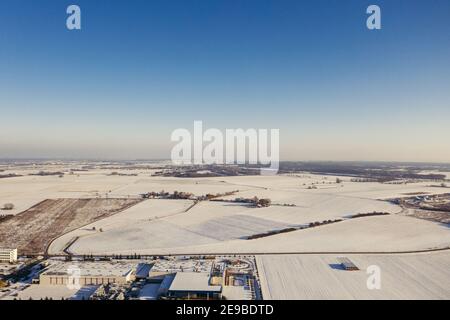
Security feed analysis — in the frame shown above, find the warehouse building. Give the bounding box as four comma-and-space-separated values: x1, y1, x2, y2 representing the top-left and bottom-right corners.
39, 262, 136, 286
0, 248, 18, 263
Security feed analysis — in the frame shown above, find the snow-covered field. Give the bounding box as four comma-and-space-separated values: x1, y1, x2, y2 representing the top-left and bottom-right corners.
0, 173, 144, 215
74, 214, 449, 255
2, 170, 449, 256
48, 199, 194, 254
2, 166, 450, 300
48, 193, 414, 255
256, 252, 450, 299
54, 206, 450, 255
3, 170, 448, 216
421, 170, 450, 180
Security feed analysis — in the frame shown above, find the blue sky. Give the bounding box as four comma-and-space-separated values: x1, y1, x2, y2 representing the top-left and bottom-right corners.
0, 0, 449, 161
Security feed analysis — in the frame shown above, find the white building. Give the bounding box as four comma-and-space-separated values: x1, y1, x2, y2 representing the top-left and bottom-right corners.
167, 272, 222, 299
39, 261, 136, 286
0, 248, 18, 263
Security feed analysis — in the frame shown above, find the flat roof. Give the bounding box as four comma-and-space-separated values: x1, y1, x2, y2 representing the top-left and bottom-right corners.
222, 285, 253, 300
41, 262, 136, 277
169, 272, 222, 293
152, 259, 213, 273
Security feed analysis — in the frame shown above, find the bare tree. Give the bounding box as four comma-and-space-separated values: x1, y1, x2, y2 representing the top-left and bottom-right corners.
2, 203, 14, 210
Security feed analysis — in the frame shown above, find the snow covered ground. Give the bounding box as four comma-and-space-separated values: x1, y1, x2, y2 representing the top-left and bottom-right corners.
3, 171, 449, 256
256, 251, 450, 299
3, 170, 448, 216
48, 199, 193, 254
2, 168, 449, 300
58, 211, 450, 255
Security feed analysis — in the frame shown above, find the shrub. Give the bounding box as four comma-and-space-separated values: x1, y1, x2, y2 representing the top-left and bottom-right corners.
2, 203, 14, 210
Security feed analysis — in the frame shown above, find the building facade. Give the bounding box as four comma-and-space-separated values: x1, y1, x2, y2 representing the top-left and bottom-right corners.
0, 248, 18, 263
39, 262, 136, 286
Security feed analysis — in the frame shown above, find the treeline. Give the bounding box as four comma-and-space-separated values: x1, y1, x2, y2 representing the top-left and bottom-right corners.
276, 162, 446, 182
141, 190, 239, 201
349, 212, 390, 219
153, 165, 260, 178
245, 219, 343, 240
211, 196, 271, 208
0, 173, 22, 179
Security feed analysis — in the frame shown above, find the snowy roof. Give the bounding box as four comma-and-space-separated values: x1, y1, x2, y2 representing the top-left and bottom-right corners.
42, 262, 136, 277
169, 272, 222, 293
135, 263, 153, 278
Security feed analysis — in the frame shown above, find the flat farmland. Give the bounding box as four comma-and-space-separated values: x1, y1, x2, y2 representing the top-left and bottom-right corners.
48, 199, 195, 254
2, 171, 449, 256
153, 214, 450, 255
256, 252, 450, 299
0, 198, 142, 254
61, 206, 450, 255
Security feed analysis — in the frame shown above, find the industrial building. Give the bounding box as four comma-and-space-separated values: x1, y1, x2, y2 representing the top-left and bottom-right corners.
39, 262, 136, 286
167, 272, 222, 300
0, 248, 18, 263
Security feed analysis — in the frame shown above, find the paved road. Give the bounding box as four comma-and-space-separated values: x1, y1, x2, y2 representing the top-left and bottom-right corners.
32, 245, 450, 259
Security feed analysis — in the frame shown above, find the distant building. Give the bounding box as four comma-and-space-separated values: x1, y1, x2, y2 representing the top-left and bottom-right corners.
39, 261, 136, 286
0, 248, 18, 263
338, 257, 359, 271
167, 272, 222, 299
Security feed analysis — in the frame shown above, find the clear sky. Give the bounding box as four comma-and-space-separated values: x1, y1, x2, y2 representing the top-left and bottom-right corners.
0, 0, 449, 162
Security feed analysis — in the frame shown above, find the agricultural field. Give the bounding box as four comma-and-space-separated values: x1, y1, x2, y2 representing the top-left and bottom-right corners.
1, 162, 450, 257
256, 252, 450, 299
0, 172, 152, 216
48, 193, 402, 255
46, 175, 449, 255
0, 198, 142, 255
48, 199, 200, 254
73, 214, 448, 255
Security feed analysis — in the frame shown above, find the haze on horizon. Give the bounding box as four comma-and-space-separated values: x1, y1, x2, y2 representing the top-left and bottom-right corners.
0, 0, 449, 163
